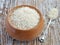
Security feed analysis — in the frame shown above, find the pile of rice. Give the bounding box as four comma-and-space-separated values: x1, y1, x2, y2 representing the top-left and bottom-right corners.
9, 7, 40, 30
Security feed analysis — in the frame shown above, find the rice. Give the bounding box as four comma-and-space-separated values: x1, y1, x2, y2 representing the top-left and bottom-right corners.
47, 8, 58, 19
9, 7, 40, 30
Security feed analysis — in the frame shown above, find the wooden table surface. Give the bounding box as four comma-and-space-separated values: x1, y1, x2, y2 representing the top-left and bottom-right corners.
0, 0, 60, 45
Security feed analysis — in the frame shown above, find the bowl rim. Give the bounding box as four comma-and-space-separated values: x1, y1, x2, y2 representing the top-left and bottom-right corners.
7, 5, 44, 31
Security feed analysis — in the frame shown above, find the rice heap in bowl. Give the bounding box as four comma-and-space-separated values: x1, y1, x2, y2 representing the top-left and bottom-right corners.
9, 7, 40, 30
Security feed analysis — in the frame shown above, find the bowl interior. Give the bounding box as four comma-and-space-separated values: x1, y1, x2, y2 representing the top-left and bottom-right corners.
7, 5, 43, 31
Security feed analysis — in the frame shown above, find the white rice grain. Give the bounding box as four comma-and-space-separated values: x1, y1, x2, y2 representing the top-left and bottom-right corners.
10, 7, 40, 30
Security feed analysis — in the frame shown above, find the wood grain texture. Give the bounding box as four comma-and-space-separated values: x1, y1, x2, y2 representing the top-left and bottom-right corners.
0, 0, 60, 45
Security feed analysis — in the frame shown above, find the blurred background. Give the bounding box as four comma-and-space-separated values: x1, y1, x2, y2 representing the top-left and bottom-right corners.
0, 0, 60, 45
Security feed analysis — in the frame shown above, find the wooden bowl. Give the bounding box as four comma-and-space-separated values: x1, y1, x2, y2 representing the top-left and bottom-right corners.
5, 5, 44, 41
